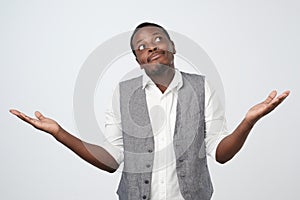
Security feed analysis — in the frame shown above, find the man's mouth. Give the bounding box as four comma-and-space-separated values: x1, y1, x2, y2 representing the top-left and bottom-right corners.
147, 51, 165, 63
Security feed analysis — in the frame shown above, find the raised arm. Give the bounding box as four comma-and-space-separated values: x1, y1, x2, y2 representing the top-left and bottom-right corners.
9, 109, 119, 173
215, 90, 290, 164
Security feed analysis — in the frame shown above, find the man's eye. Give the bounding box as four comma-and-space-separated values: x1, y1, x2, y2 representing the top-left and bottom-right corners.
154, 36, 162, 42
138, 44, 145, 51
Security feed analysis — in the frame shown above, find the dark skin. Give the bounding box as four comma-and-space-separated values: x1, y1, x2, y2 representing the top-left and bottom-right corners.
132, 26, 176, 93
10, 26, 290, 174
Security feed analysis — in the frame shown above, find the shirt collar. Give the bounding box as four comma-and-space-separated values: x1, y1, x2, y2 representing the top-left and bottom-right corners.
142, 68, 183, 91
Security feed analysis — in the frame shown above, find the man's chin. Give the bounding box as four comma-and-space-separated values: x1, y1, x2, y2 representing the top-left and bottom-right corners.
143, 63, 170, 76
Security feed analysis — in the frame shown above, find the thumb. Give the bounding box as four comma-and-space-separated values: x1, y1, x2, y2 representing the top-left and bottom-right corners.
264, 90, 277, 104
35, 111, 45, 120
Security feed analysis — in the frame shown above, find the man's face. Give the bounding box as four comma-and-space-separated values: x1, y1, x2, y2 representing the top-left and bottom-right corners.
131, 26, 176, 76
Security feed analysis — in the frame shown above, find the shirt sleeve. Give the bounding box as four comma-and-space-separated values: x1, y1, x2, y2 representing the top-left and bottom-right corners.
100, 84, 124, 165
204, 79, 229, 161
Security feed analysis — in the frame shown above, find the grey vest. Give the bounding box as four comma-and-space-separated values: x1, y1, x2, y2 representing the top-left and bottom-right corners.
117, 72, 213, 200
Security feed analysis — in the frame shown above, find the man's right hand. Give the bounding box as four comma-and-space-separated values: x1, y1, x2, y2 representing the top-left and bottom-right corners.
10, 108, 119, 172
9, 109, 62, 138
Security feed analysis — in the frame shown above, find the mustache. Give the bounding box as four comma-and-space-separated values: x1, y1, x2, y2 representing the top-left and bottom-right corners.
147, 50, 166, 63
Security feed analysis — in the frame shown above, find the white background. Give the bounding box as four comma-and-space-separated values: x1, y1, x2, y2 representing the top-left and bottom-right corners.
1, 0, 299, 199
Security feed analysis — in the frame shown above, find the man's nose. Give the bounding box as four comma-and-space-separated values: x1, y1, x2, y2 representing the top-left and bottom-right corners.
148, 46, 158, 52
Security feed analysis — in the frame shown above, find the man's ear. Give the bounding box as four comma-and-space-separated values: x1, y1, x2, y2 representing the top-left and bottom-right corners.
171, 40, 176, 54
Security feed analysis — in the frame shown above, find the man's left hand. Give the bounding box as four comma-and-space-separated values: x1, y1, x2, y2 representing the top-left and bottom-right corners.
245, 90, 290, 126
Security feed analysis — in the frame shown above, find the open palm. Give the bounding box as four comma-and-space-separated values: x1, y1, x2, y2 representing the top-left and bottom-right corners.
245, 90, 290, 125
9, 109, 61, 137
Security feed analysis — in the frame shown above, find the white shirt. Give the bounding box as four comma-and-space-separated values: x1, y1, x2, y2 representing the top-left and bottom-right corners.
101, 69, 228, 200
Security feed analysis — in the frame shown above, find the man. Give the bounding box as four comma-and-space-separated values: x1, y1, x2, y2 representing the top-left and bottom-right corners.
10, 22, 290, 200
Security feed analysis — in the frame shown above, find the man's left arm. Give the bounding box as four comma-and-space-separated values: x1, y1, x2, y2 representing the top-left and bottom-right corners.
215, 90, 290, 164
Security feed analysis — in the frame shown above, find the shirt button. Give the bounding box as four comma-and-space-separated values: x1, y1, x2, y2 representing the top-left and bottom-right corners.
146, 164, 151, 168
144, 180, 149, 184
148, 149, 153, 153
142, 195, 147, 199
179, 159, 184, 162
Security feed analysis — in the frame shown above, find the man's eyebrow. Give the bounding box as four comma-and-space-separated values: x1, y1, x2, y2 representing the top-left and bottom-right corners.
152, 32, 161, 36
135, 39, 143, 46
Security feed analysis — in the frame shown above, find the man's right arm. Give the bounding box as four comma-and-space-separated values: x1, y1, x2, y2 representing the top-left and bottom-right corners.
9, 109, 119, 173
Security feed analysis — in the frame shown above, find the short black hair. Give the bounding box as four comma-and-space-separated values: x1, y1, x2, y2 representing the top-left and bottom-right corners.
130, 22, 171, 56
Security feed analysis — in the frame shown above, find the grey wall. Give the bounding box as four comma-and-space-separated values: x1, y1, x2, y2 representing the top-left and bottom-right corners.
1, 0, 299, 199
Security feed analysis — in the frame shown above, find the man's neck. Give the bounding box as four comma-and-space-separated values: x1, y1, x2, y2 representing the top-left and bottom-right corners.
148, 65, 175, 94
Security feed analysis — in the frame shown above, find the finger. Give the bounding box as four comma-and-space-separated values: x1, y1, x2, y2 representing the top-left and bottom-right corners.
19, 112, 36, 122
277, 90, 290, 100
9, 109, 21, 116
264, 90, 277, 104
270, 90, 290, 105
268, 91, 290, 110
10, 109, 43, 129
22, 113, 43, 128
35, 111, 45, 120
10, 109, 28, 119
16, 111, 39, 125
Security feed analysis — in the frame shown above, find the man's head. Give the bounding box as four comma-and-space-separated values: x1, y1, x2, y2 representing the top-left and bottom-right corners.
130, 22, 176, 76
